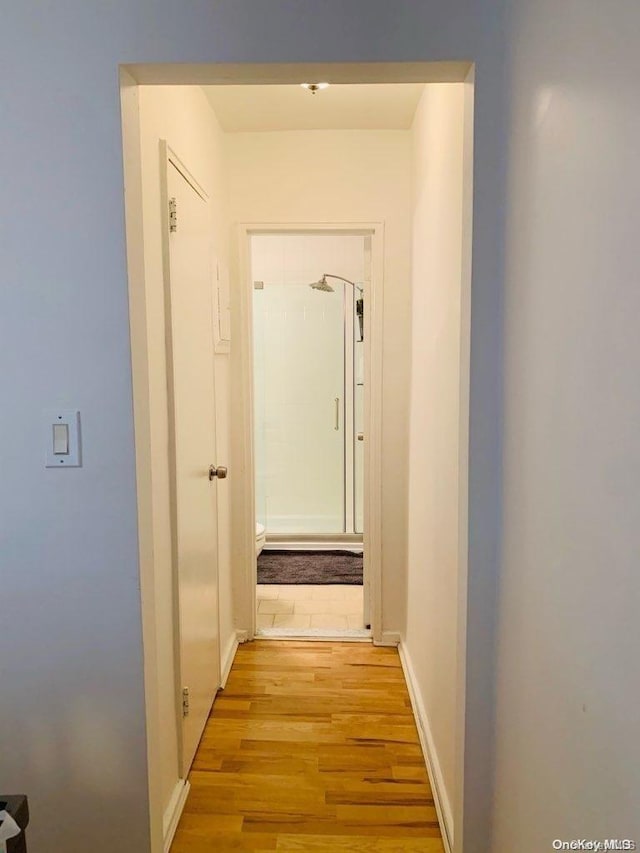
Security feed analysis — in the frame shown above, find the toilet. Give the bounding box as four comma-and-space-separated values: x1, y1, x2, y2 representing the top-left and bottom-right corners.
255, 522, 266, 556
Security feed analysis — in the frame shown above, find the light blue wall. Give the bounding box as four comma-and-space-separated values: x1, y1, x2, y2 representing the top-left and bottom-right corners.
1, 4, 506, 851
492, 1, 640, 849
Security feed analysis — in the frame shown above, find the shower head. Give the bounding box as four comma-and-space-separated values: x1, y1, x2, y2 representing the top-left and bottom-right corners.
309, 275, 335, 293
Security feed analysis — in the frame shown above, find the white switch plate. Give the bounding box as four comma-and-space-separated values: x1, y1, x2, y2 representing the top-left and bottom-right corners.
45, 409, 81, 467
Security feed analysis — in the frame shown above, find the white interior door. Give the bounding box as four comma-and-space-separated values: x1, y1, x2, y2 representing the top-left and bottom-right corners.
166, 155, 221, 776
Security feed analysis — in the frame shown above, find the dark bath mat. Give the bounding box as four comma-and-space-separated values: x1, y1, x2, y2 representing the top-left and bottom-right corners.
257, 549, 363, 585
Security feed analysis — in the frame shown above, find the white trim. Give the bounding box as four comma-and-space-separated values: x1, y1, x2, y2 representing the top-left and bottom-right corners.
236, 227, 258, 638
375, 631, 401, 647
398, 642, 454, 853
266, 533, 363, 541
163, 778, 190, 853
220, 629, 245, 688
264, 542, 363, 553
256, 629, 372, 642
120, 70, 165, 853
363, 230, 384, 641
127, 61, 472, 87
237, 222, 384, 643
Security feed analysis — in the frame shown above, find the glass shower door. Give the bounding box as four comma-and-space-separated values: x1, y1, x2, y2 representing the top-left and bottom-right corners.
253, 282, 345, 534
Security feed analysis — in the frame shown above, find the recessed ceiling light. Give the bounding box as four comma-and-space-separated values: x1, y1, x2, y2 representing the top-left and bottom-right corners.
300, 82, 330, 95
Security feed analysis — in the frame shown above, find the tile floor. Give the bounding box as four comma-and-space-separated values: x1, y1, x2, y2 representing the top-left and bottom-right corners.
256, 584, 364, 631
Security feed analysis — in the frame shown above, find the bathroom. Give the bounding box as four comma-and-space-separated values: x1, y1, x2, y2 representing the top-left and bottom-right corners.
252, 231, 367, 635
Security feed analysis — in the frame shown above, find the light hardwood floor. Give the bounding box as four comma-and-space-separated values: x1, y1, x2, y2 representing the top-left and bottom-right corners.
171, 641, 444, 852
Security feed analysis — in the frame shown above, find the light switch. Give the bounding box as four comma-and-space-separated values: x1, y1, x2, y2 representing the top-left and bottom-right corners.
53, 423, 69, 455
45, 409, 82, 467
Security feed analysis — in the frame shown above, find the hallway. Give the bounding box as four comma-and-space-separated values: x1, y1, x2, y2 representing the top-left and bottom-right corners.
171, 641, 444, 852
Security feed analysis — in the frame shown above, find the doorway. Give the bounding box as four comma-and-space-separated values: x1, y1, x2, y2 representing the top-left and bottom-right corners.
120, 65, 473, 853
250, 232, 368, 635
238, 223, 383, 640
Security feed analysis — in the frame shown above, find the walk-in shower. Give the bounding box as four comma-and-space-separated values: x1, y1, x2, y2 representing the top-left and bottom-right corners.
251, 234, 365, 540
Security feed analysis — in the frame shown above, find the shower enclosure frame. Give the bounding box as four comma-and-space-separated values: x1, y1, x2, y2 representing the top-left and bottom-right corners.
237, 222, 384, 640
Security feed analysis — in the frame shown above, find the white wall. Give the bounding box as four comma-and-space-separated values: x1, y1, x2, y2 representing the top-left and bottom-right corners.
135, 84, 233, 822
491, 2, 640, 850
404, 83, 465, 845
226, 130, 412, 633
1, 5, 506, 852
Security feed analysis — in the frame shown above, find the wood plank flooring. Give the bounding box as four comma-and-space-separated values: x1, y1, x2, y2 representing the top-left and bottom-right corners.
171, 641, 444, 852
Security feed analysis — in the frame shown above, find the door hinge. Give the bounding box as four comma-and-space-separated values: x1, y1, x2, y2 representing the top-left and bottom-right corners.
169, 197, 177, 232
182, 686, 190, 717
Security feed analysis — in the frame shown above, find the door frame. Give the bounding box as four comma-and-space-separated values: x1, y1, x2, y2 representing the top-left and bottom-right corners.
121, 61, 478, 853
236, 222, 384, 641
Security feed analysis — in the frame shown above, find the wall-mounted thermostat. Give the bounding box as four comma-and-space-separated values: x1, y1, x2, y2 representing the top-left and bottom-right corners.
45, 409, 82, 467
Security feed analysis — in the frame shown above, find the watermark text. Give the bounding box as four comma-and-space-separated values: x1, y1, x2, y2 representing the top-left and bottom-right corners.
553, 841, 636, 851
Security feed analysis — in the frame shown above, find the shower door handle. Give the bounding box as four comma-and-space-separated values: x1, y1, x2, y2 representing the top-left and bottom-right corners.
334, 398, 340, 431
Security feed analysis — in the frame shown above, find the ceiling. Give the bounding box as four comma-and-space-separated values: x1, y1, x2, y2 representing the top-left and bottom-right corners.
202, 83, 425, 132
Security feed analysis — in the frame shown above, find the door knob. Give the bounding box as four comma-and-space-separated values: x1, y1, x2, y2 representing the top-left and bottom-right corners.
209, 465, 228, 480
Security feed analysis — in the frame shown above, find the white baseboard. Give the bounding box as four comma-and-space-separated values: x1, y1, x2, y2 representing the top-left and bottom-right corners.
256, 626, 371, 642
398, 641, 454, 853
264, 539, 363, 553
375, 630, 401, 646
163, 778, 190, 853
220, 629, 246, 689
